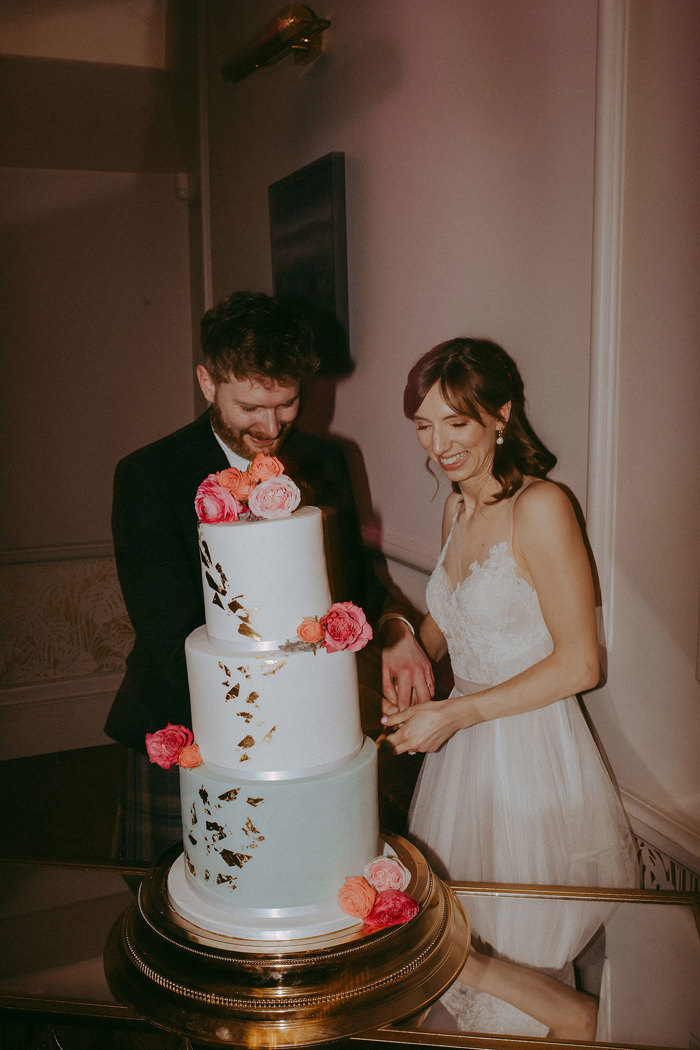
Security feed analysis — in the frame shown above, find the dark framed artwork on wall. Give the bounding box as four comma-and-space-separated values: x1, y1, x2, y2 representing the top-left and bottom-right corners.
268, 152, 352, 376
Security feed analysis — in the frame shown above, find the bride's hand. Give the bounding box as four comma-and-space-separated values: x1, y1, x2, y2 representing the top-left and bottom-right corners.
380, 698, 460, 754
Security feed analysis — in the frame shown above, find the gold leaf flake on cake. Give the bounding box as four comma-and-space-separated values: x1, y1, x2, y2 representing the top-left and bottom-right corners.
246, 797, 264, 807
205, 570, 226, 596
218, 661, 232, 677
206, 820, 227, 842
238, 621, 262, 641
213, 593, 224, 610
237, 665, 252, 679
238, 735, 255, 749
199, 539, 212, 568
225, 683, 240, 700
218, 787, 240, 802
204, 869, 210, 881
243, 816, 263, 838
216, 873, 237, 888
245, 691, 259, 704
239, 753, 250, 762
220, 849, 252, 868
198, 787, 211, 814
262, 660, 286, 676
188, 833, 197, 845
190, 803, 197, 824
262, 726, 277, 745
215, 563, 228, 588
237, 711, 253, 722
185, 852, 196, 876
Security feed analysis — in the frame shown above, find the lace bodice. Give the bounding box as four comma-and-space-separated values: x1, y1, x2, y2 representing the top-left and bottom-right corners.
426, 504, 553, 686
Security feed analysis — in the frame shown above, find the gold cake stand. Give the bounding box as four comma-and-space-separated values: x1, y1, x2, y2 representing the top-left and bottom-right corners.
104, 832, 470, 1047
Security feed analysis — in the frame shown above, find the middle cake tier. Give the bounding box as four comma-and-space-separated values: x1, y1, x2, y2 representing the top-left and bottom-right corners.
185, 627, 363, 774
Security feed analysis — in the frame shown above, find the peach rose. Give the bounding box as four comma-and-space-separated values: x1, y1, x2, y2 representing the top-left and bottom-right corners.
320, 602, 373, 653
195, 475, 244, 523
297, 617, 323, 644
364, 855, 411, 893
217, 467, 255, 502
338, 876, 376, 919
365, 890, 419, 928
248, 453, 284, 483
247, 475, 300, 519
146, 723, 194, 769
178, 743, 202, 769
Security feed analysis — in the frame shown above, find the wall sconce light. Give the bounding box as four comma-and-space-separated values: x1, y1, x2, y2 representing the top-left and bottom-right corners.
222, 5, 331, 83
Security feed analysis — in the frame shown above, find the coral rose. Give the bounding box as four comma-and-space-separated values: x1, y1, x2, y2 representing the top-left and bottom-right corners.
338, 876, 376, 919
217, 467, 255, 502
365, 890, 419, 928
249, 453, 284, 483
364, 855, 411, 893
146, 724, 194, 769
178, 743, 202, 769
247, 475, 300, 519
195, 475, 244, 523
297, 617, 323, 644
320, 602, 373, 653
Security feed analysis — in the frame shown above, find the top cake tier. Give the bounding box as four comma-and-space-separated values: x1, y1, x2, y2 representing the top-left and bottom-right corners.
198, 506, 332, 646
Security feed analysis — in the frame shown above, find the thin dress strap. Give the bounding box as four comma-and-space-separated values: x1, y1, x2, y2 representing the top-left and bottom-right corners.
436, 498, 463, 570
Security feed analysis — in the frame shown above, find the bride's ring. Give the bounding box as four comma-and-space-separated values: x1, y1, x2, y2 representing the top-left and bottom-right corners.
408, 749, 417, 755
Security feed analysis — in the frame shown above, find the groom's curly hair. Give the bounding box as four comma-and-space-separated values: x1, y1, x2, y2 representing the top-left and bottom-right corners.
403, 337, 556, 501
200, 291, 320, 385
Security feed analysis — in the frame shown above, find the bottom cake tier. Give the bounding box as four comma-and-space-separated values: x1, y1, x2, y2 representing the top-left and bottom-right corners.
170, 736, 380, 939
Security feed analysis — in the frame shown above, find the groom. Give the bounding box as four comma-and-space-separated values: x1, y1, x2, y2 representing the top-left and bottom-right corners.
106, 290, 385, 860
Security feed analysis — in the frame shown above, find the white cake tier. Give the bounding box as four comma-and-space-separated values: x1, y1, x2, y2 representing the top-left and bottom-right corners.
198, 506, 332, 646
185, 626, 363, 775
171, 737, 380, 938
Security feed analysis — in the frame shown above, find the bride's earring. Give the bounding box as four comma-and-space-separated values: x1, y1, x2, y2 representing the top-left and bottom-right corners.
495, 426, 504, 446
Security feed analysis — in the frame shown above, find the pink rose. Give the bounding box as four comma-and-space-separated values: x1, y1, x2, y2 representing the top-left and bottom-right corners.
249, 453, 284, 483
178, 743, 202, 769
195, 475, 244, 523
364, 855, 411, 893
247, 475, 301, 519
146, 723, 194, 769
217, 467, 255, 502
338, 876, 376, 919
297, 617, 323, 644
365, 889, 419, 928
320, 602, 373, 653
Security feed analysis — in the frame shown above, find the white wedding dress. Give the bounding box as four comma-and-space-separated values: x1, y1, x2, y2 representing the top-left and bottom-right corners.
409, 485, 638, 1035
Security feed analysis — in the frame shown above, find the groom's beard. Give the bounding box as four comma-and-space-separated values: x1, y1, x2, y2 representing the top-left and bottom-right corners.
209, 403, 294, 461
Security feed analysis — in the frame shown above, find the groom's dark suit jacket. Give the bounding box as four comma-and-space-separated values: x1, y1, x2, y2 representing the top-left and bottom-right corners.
106, 412, 382, 752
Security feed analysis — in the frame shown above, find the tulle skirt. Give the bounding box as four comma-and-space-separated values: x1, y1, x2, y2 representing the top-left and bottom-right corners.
408, 685, 639, 969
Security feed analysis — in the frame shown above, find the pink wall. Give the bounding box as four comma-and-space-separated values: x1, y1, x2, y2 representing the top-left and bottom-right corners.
203, 0, 699, 861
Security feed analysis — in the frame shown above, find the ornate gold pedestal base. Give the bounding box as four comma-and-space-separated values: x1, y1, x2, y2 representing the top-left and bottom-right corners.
105, 833, 469, 1047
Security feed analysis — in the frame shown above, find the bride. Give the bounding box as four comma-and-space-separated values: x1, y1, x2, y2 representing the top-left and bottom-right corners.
380, 337, 638, 1039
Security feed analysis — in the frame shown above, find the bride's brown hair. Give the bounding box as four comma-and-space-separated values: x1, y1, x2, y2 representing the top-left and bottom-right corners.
404, 338, 556, 501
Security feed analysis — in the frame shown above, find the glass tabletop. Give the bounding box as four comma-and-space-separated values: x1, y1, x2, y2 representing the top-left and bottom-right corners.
1, 858, 698, 1049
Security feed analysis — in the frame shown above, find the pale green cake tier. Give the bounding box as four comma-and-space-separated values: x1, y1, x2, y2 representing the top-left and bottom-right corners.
169, 737, 380, 939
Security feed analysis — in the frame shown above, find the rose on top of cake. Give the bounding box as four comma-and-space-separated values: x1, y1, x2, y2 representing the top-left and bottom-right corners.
195, 452, 301, 523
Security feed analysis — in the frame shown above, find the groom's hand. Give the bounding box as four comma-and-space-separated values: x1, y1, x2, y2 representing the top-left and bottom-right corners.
381, 620, 434, 712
